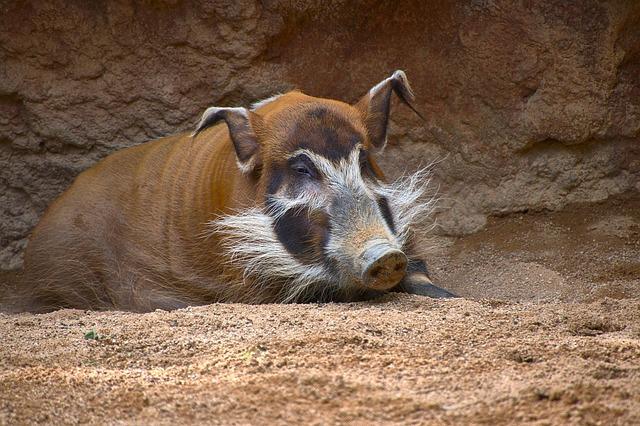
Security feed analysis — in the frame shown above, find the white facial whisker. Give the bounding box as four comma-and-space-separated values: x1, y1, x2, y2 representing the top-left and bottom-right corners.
286, 147, 436, 247
371, 166, 437, 246
207, 146, 436, 302
206, 208, 336, 303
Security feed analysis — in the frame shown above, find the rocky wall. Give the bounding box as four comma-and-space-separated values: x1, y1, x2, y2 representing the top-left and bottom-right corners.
1, 0, 639, 269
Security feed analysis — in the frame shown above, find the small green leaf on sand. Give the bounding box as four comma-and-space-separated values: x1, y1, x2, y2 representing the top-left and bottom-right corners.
84, 330, 98, 340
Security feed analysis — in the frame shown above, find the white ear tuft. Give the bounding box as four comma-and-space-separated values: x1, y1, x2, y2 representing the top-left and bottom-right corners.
192, 107, 249, 138
192, 105, 262, 173
356, 70, 422, 151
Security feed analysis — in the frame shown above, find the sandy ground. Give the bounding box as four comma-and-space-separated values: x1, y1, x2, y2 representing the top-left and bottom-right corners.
1, 195, 639, 425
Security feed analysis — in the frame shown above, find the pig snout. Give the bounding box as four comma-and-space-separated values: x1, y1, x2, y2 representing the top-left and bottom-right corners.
358, 240, 408, 290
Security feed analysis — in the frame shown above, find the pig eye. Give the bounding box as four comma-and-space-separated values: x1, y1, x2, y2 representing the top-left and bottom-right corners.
289, 154, 318, 179
295, 165, 312, 176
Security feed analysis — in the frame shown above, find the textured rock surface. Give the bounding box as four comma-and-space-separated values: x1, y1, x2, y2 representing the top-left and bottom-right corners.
1, 0, 639, 269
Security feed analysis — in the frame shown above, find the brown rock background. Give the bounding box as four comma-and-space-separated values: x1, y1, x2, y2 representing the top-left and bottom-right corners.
1, 0, 639, 270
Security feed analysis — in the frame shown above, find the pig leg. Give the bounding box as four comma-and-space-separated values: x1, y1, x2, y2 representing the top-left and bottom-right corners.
391, 259, 457, 298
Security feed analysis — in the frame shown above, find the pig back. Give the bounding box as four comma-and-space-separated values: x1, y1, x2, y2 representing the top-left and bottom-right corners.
22, 126, 254, 311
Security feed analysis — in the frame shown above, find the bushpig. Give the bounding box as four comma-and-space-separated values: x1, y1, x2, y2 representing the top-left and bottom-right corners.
19, 70, 455, 312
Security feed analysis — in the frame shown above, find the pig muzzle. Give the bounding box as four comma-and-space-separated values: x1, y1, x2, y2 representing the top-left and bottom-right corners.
358, 240, 408, 290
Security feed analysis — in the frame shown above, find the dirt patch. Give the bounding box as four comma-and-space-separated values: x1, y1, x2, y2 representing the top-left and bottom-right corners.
1, 297, 638, 425
1, 195, 639, 424
432, 194, 640, 302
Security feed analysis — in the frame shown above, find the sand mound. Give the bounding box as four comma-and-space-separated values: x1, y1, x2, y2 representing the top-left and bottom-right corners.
1, 297, 639, 425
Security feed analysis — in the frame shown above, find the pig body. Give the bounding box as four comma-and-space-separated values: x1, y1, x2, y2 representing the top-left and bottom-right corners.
20, 71, 455, 312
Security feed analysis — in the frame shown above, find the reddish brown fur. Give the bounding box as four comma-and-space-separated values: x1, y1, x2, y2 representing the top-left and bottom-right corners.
15, 71, 458, 312
19, 92, 385, 311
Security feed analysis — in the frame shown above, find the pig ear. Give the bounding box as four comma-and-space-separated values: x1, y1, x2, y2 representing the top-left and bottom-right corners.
192, 106, 264, 173
355, 70, 424, 152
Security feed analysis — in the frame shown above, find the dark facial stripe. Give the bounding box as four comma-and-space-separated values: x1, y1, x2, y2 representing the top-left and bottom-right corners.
376, 196, 396, 234
273, 209, 330, 264
267, 167, 285, 193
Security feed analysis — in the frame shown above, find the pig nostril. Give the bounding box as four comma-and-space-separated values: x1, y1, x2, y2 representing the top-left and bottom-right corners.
360, 243, 408, 290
